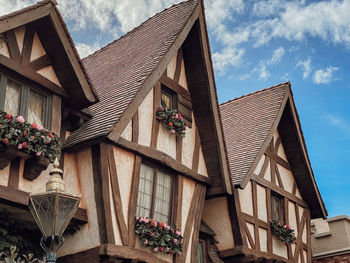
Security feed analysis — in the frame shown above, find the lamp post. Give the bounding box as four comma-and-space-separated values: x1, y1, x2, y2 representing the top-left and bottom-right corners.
29, 158, 81, 263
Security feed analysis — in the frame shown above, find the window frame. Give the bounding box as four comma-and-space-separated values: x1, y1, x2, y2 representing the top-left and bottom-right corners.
0, 72, 51, 128
271, 191, 285, 223
136, 160, 176, 224
196, 239, 209, 263
161, 84, 177, 111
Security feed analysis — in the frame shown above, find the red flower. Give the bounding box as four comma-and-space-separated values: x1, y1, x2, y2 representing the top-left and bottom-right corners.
160, 247, 164, 252
168, 122, 173, 127
22, 142, 27, 148
178, 113, 183, 120
171, 229, 175, 235
32, 123, 38, 129
170, 250, 174, 255
152, 220, 157, 227
159, 222, 165, 229
49, 132, 54, 138
158, 107, 163, 111
23, 130, 27, 136
5, 113, 12, 120
3, 138, 8, 144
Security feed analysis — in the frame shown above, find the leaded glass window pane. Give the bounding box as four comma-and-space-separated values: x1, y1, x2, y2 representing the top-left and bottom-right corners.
271, 194, 283, 222
4, 79, 21, 116
161, 91, 172, 110
28, 90, 46, 126
153, 170, 171, 224
136, 164, 155, 218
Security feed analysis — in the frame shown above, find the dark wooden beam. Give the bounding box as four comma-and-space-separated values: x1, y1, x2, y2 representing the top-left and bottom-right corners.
114, 137, 211, 186
21, 25, 35, 65
29, 55, 52, 71
100, 244, 168, 263
160, 74, 191, 101
7, 157, 21, 189
5, 30, 21, 62
0, 54, 67, 97
0, 184, 88, 223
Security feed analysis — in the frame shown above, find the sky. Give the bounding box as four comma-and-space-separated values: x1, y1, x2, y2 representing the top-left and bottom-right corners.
1, 0, 349, 218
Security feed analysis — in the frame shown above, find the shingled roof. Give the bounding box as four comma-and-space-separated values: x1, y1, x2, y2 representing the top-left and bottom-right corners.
220, 83, 289, 185
63, 0, 198, 148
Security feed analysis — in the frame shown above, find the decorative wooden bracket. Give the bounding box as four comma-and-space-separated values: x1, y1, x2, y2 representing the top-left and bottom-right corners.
0, 146, 30, 169
23, 156, 51, 180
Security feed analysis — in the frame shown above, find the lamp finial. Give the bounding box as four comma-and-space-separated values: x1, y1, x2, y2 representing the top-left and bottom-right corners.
46, 158, 64, 192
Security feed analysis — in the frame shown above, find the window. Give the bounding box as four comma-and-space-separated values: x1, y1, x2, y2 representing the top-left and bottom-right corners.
136, 163, 173, 224
0, 74, 50, 127
161, 85, 176, 110
271, 192, 284, 222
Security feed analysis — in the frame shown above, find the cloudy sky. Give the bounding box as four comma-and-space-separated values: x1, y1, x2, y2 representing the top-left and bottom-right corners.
1, 0, 349, 218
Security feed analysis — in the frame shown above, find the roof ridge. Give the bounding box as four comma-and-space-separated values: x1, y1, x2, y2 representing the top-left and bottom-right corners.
0, 0, 53, 21
220, 81, 290, 107
83, 0, 197, 61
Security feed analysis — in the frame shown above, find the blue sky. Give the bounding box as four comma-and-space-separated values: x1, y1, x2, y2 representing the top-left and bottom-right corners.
1, 0, 349, 218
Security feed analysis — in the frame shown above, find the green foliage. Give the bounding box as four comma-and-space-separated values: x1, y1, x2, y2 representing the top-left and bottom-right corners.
0, 210, 81, 258
270, 220, 296, 245
0, 111, 60, 162
156, 107, 186, 137
0, 245, 43, 263
135, 217, 183, 254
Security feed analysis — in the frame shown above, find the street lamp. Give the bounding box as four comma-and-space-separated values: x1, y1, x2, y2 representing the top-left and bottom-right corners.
29, 158, 81, 263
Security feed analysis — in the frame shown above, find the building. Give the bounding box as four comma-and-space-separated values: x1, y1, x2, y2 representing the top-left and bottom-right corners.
0, 0, 326, 262
312, 215, 350, 262
201, 84, 327, 262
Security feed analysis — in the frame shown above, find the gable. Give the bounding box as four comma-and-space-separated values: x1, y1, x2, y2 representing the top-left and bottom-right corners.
220, 84, 326, 218
0, 1, 98, 109
63, 0, 230, 196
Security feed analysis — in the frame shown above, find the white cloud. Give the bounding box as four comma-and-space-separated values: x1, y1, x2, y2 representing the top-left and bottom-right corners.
253, 63, 270, 80
239, 74, 250, 81
0, 0, 35, 15
249, 0, 350, 47
296, 58, 312, 79
76, 42, 101, 58
267, 47, 284, 65
212, 47, 245, 76
326, 113, 350, 134
252, 0, 286, 17
313, 66, 338, 84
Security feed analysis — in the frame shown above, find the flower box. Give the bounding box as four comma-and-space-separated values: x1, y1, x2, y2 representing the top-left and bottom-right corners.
135, 217, 183, 254
0, 145, 31, 169
270, 220, 296, 245
156, 107, 186, 137
23, 155, 51, 181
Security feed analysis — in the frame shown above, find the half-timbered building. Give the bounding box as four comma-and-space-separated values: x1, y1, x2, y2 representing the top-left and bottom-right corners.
0, 0, 232, 262
202, 83, 327, 263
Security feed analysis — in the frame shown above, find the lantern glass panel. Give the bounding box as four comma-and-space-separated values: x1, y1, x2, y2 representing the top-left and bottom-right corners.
55, 195, 80, 236
30, 194, 56, 237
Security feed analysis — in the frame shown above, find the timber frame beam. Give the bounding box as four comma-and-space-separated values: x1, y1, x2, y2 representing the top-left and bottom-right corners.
114, 137, 211, 185
0, 185, 87, 224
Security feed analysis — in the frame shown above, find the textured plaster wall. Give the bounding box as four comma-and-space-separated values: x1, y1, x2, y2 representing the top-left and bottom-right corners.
202, 197, 234, 251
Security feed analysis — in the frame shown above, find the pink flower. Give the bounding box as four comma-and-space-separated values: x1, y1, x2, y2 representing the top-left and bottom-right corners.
176, 251, 181, 255
153, 247, 158, 253
173, 239, 178, 244
23, 130, 27, 136
22, 142, 27, 148
18, 143, 23, 149
159, 222, 165, 229
166, 247, 169, 252
165, 225, 170, 230
36, 151, 42, 157
37, 124, 43, 130
283, 225, 287, 229
175, 114, 179, 119
3, 138, 8, 145
170, 129, 175, 134
152, 220, 157, 227
143, 240, 148, 245
16, 116, 25, 123
136, 216, 139, 220
139, 217, 144, 222
49, 132, 54, 138
144, 218, 149, 224
175, 231, 181, 236
32, 123, 37, 129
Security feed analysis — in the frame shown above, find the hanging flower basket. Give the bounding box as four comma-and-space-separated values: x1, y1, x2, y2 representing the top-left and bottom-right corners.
156, 107, 186, 137
0, 111, 60, 174
135, 217, 183, 254
270, 220, 296, 245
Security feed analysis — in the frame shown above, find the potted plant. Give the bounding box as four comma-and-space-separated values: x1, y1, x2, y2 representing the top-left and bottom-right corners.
270, 220, 296, 245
